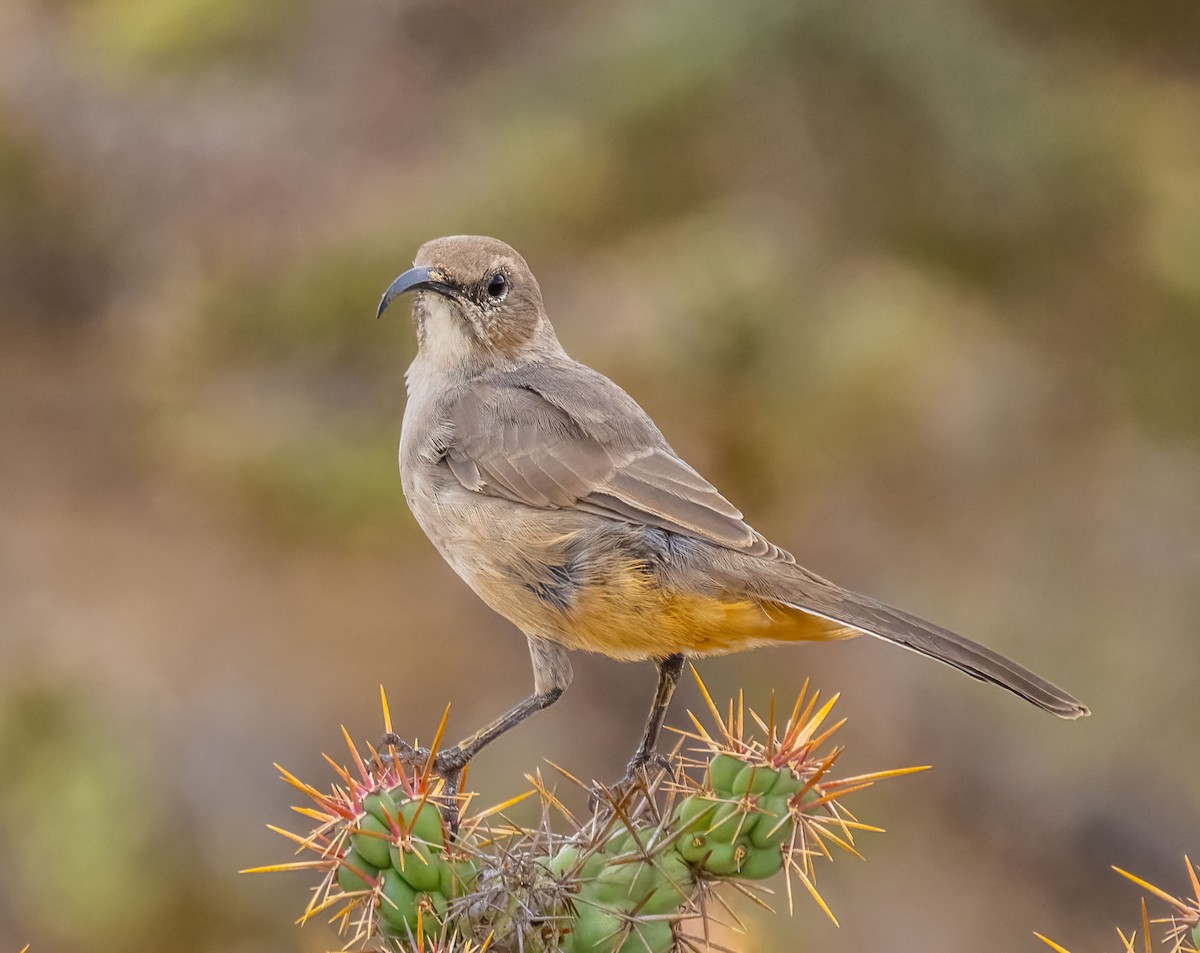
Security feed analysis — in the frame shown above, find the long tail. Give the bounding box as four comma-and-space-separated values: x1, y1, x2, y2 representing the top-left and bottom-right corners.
768, 575, 1090, 720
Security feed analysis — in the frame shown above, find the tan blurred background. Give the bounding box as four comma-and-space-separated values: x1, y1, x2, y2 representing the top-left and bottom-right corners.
1, 0, 1198, 950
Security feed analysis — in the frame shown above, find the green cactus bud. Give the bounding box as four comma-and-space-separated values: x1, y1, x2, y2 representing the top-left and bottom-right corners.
694, 839, 755, 878
737, 845, 786, 880
607, 832, 633, 857
707, 753, 744, 794
437, 856, 478, 898
350, 813, 393, 869
587, 876, 636, 909
767, 767, 804, 797
549, 844, 582, 878
707, 800, 756, 843
570, 906, 624, 953
608, 825, 658, 858
589, 852, 641, 907
579, 848, 610, 880
594, 858, 636, 889
397, 798, 444, 847
635, 849, 693, 914
377, 868, 419, 935
798, 784, 824, 807
363, 788, 399, 828
749, 795, 793, 850
390, 838, 445, 892
619, 918, 674, 953
676, 794, 718, 831
731, 762, 777, 797
700, 840, 740, 877
592, 844, 689, 913
617, 853, 673, 898
336, 847, 377, 893
1191, 921, 1199, 950
677, 829, 710, 866
420, 889, 449, 923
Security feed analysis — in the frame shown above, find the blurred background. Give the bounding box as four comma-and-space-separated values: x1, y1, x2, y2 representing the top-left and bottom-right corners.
1, 0, 1198, 950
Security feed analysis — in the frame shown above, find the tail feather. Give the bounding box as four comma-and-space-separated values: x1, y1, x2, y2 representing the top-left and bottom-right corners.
774, 583, 1090, 720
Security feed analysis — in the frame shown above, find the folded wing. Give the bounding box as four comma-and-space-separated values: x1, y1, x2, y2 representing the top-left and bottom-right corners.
445, 361, 793, 561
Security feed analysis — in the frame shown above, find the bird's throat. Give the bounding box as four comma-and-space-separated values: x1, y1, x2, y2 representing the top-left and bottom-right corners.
415, 294, 480, 367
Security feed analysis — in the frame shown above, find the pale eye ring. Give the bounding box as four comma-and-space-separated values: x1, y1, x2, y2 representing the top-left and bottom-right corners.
486, 272, 508, 299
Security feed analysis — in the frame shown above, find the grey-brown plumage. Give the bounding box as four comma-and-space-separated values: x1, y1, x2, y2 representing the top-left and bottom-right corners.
378, 235, 1088, 787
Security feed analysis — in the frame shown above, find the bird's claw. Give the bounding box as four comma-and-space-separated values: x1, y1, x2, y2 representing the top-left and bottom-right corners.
588, 751, 674, 813
431, 747, 468, 783
376, 733, 468, 835
376, 733, 466, 774
629, 751, 675, 779
375, 732, 428, 770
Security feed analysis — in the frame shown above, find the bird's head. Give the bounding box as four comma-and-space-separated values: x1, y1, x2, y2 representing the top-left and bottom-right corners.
377, 236, 559, 372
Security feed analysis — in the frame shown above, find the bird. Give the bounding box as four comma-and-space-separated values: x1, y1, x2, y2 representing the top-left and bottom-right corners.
376, 235, 1088, 793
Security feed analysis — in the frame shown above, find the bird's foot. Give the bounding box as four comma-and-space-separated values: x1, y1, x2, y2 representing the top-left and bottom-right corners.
375, 732, 423, 770
589, 751, 674, 813
376, 733, 467, 776
624, 750, 674, 783
375, 733, 468, 833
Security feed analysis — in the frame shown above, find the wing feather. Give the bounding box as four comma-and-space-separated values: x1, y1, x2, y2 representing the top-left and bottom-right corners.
444, 360, 793, 561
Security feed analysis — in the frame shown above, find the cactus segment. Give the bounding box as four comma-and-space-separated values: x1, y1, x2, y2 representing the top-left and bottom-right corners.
396, 796, 444, 845
706, 753, 743, 794
258, 680, 923, 951
336, 847, 378, 893
377, 868, 419, 934
731, 762, 776, 798
350, 813, 393, 869
363, 787, 399, 828
390, 838, 444, 892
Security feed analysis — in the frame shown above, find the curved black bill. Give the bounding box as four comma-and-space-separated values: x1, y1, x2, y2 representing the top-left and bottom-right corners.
376, 266, 452, 319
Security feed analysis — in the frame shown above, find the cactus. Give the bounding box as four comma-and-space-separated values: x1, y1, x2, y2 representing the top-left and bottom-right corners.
1036, 858, 1200, 953
248, 677, 927, 950
1109, 860, 1200, 953
342, 787, 473, 938
251, 681, 1199, 952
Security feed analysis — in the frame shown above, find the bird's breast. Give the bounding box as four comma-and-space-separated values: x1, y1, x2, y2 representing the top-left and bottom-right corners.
395, 482, 823, 660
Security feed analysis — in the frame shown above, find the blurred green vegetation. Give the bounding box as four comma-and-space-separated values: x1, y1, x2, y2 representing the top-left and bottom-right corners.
239, 426, 408, 547
0, 685, 173, 947
0, 120, 113, 325
186, 244, 414, 542
168, 0, 1196, 536
200, 243, 409, 372
63, 0, 304, 76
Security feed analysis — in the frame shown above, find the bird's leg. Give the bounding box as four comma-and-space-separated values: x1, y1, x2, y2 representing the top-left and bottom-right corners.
590, 654, 686, 812
400, 638, 574, 800
624, 653, 686, 780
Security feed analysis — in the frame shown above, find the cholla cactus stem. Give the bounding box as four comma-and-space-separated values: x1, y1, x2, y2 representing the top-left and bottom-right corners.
253, 677, 927, 951
1114, 858, 1200, 953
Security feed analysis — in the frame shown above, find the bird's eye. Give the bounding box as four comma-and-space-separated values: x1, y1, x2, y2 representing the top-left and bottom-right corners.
486, 272, 508, 299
